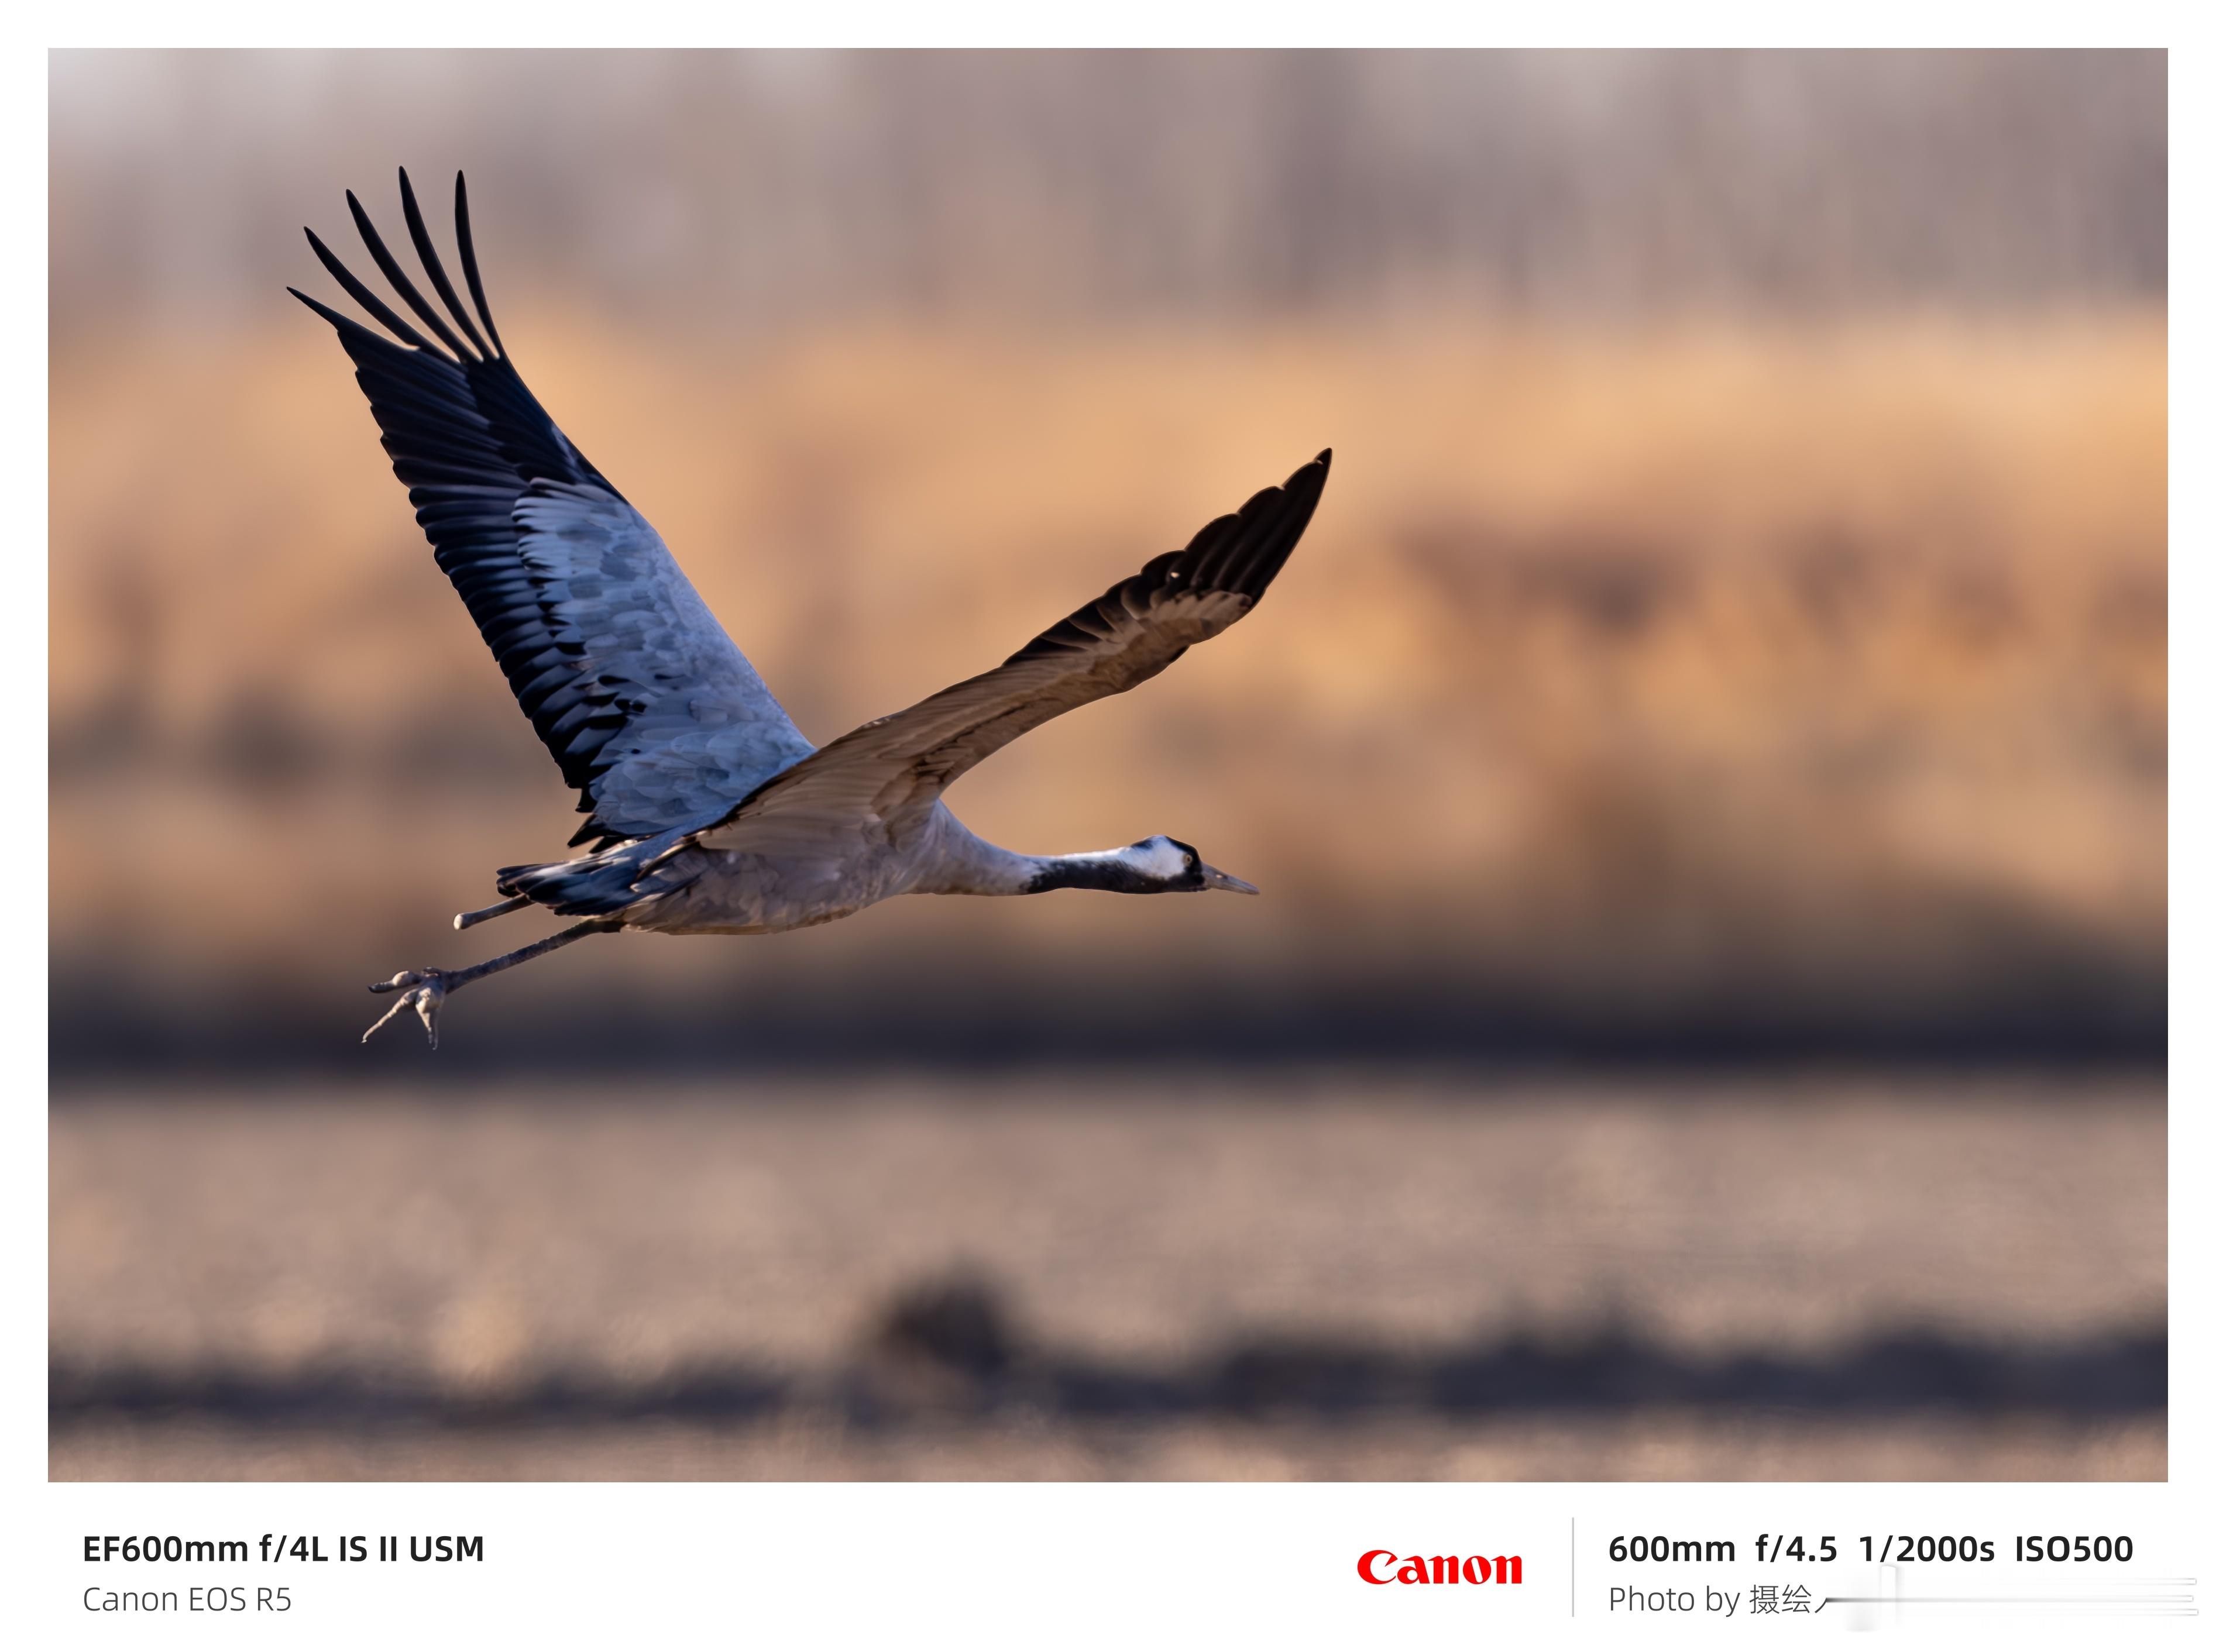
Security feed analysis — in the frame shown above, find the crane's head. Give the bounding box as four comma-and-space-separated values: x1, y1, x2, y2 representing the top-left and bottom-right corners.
1024, 835, 1259, 895
1122, 834, 1260, 895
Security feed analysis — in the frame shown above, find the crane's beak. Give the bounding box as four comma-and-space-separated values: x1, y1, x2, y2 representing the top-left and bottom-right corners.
1201, 863, 1260, 895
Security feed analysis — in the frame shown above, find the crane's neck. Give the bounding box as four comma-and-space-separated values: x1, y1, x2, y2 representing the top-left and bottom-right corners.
915, 813, 1179, 896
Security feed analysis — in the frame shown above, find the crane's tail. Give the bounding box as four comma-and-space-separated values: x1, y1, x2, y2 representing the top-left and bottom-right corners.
495, 821, 699, 917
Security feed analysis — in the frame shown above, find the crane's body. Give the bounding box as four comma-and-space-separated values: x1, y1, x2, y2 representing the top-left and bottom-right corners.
593, 807, 1046, 938
294, 172, 1327, 1046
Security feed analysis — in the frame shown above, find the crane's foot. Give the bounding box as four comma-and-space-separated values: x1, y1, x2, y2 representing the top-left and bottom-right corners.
356, 920, 613, 1051
364, 968, 448, 1049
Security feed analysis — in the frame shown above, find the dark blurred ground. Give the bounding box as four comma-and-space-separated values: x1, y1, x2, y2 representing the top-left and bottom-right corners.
50, 1073, 2163, 1480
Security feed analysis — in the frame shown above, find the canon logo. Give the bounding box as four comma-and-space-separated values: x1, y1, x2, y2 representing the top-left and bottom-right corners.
1358, 1551, 1523, 1586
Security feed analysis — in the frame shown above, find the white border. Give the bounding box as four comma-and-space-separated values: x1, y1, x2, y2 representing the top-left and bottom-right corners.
18, 12, 2206, 1644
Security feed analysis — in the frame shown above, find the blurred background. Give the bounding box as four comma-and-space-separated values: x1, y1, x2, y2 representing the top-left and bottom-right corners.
50, 50, 2165, 1479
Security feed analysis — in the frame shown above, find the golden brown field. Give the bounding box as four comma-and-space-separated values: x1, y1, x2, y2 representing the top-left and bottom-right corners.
51, 313, 2165, 1042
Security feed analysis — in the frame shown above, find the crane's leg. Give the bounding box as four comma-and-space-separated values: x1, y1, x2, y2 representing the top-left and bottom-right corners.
453, 893, 530, 931
363, 918, 617, 1049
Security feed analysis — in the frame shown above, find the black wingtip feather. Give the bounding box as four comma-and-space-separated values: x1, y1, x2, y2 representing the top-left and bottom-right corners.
288, 283, 412, 359
453, 171, 505, 359
399, 167, 494, 360
1187, 449, 1329, 598
1002, 448, 1329, 670
287, 284, 339, 323
345, 185, 473, 360
304, 223, 448, 357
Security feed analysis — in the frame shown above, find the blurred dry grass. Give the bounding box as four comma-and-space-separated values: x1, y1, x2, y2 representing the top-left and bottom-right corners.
51, 311, 2165, 1041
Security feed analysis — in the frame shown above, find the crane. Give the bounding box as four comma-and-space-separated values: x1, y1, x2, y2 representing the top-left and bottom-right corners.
291, 172, 1331, 1047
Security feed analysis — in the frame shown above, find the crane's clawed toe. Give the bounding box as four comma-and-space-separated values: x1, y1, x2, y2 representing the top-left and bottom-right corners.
363, 968, 448, 1049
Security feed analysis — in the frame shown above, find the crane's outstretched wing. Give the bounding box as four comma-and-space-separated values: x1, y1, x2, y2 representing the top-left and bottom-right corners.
292, 169, 813, 846
688, 450, 1330, 863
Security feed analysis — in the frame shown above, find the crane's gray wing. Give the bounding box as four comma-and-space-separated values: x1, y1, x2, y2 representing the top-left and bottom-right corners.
291, 169, 812, 846
686, 450, 1330, 863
